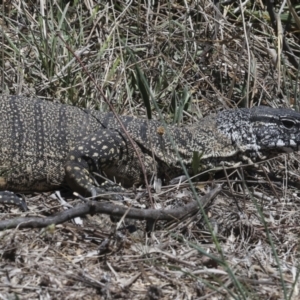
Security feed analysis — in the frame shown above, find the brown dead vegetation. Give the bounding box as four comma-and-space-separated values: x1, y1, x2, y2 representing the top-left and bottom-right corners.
1, 0, 300, 299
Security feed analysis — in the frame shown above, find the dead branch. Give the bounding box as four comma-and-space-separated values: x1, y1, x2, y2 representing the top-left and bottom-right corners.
0, 186, 221, 231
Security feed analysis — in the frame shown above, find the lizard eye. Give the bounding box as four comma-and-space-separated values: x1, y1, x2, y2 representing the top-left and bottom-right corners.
281, 118, 296, 129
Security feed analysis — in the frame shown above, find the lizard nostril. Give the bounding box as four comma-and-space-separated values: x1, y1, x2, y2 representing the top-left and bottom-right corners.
281, 118, 296, 129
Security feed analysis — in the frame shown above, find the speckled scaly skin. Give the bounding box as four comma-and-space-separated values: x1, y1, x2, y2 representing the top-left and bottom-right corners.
1, 95, 300, 210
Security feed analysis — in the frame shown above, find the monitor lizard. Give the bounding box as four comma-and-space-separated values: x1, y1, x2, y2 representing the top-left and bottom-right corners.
1, 95, 300, 210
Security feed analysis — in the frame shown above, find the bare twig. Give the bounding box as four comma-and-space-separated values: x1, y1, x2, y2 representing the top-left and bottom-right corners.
0, 186, 221, 231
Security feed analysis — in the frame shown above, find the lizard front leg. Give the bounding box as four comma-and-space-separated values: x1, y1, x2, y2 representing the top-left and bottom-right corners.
65, 129, 148, 200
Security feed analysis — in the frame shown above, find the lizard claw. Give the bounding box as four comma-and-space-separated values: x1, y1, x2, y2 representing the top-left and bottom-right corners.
90, 184, 125, 201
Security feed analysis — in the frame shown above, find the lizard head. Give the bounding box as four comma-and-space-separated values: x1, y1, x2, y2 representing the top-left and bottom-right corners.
250, 106, 300, 153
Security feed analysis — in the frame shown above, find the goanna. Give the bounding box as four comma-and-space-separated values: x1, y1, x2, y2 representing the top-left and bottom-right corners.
1, 96, 300, 210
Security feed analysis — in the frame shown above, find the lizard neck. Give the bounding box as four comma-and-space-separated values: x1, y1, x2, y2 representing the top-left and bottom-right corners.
216, 108, 261, 156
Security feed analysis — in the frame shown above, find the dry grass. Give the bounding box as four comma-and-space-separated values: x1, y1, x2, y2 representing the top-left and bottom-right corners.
1, 0, 300, 299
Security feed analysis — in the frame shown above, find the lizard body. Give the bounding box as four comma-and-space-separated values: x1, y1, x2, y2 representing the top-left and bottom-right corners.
1, 96, 300, 210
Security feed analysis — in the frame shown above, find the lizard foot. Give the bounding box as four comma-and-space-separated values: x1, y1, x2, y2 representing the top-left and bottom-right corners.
0, 191, 28, 211
90, 182, 126, 201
